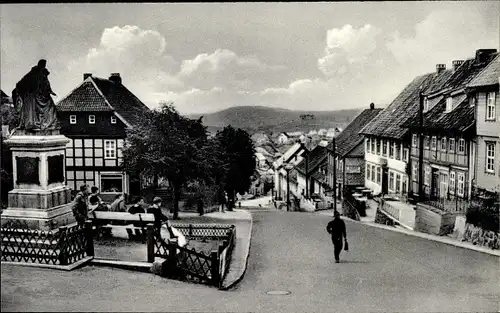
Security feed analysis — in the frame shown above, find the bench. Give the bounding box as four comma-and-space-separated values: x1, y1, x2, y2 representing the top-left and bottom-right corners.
89, 211, 156, 241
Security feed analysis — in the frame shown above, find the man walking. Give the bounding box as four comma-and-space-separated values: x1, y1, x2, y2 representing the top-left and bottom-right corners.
326, 210, 348, 263
72, 184, 90, 226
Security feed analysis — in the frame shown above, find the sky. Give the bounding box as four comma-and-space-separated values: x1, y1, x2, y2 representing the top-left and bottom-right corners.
1, 2, 499, 115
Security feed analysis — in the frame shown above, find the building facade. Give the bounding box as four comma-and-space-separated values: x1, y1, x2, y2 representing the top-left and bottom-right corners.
327, 103, 381, 196
56, 73, 150, 201
467, 54, 500, 197
405, 49, 498, 209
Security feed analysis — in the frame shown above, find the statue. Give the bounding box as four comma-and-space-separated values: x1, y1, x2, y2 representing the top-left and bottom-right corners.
12, 59, 60, 133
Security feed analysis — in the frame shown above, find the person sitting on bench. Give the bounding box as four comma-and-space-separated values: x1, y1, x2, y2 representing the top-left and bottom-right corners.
126, 197, 147, 240
89, 195, 112, 237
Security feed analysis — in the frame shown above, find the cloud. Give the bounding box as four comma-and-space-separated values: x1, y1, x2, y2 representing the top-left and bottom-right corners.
318, 24, 381, 76
387, 9, 499, 79
178, 48, 287, 91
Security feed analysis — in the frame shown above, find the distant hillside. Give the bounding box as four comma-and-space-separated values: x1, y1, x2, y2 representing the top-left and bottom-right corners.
189, 106, 364, 134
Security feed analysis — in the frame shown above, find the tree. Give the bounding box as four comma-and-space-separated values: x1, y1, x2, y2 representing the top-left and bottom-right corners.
214, 125, 256, 209
122, 103, 211, 219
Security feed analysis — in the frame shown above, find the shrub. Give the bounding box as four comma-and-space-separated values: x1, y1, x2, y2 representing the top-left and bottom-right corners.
466, 204, 499, 233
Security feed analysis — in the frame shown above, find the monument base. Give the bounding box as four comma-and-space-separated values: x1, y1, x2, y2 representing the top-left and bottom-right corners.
2, 131, 74, 231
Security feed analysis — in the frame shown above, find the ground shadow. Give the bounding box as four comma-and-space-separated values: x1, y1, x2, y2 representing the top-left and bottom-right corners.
339, 259, 370, 264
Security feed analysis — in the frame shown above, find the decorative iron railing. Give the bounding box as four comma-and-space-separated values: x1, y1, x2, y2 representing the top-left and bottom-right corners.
151, 224, 236, 287
1, 220, 92, 266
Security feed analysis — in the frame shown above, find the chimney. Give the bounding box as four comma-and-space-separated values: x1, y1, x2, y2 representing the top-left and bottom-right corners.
109, 73, 122, 84
436, 64, 446, 73
475, 49, 497, 64
369, 102, 375, 110
83, 73, 92, 81
452, 60, 464, 72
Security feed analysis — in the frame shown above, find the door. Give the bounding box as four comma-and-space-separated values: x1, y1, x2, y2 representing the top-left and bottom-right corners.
439, 173, 448, 199
431, 169, 439, 200
381, 167, 389, 195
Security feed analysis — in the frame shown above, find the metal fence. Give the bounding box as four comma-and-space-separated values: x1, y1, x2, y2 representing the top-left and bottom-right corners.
1, 220, 91, 266
151, 224, 236, 287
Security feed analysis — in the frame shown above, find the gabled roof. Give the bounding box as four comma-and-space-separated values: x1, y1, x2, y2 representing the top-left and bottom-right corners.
360, 73, 434, 139
296, 145, 327, 175
436, 53, 498, 94
467, 54, 500, 88
273, 142, 307, 170
404, 94, 473, 133
56, 76, 150, 127
329, 106, 382, 157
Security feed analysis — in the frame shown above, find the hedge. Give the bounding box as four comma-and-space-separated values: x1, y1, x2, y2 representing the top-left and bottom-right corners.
466, 204, 499, 233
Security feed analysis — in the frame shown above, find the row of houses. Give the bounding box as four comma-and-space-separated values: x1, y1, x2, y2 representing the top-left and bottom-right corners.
274, 48, 499, 216
276, 128, 341, 145
358, 49, 499, 211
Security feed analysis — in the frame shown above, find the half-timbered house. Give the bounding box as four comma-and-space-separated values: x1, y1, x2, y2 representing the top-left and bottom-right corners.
56, 73, 150, 201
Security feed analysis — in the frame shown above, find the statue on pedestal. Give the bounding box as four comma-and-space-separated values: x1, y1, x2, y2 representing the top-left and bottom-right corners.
12, 59, 60, 133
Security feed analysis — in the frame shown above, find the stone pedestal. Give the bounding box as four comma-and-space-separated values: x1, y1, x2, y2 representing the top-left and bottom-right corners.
1, 131, 75, 230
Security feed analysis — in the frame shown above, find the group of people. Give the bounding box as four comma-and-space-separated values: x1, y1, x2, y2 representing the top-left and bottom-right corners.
71, 184, 176, 238
71, 185, 127, 224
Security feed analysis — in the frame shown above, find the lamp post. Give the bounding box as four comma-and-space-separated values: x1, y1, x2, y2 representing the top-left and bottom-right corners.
332, 136, 337, 216
285, 163, 294, 212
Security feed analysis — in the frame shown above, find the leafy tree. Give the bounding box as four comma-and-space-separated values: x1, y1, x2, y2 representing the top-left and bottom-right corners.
214, 125, 256, 209
122, 103, 211, 219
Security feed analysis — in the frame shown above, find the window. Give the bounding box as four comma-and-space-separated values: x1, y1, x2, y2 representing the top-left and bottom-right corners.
486, 142, 496, 173
412, 134, 417, 147
395, 143, 401, 160
424, 98, 429, 112
424, 166, 430, 186
389, 172, 395, 191
431, 136, 437, 150
366, 164, 371, 180
469, 95, 476, 108
104, 140, 116, 159
389, 141, 394, 158
100, 173, 123, 193
89, 115, 95, 124
445, 97, 453, 112
450, 172, 456, 194
376, 166, 381, 184
412, 163, 418, 181
371, 165, 376, 182
441, 137, 447, 151
382, 139, 387, 156
396, 174, 401, 193
366, 139, 370, 154
457, 173, 465, 196
458, 139, 465, 153
403, 149, 409, 162
111, 116, 117, 124
70, 115, 77, 124
402, 177, 408, 194
486, 92, 496, 120
376, 139, 381, 155
371, 139, 376, 154
449, 138, 455, 152
424, 136, 429, 149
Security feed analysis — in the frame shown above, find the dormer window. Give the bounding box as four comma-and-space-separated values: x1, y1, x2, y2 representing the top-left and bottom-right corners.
431, 136, 437, 150
89, 115, 96, 124
445, 97, 453, 113
111, 116, 117, 124
423, 97, 429, 112
70, 115, 76, 124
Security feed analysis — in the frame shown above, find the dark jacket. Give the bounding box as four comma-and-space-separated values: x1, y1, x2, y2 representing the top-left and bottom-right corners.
326, 218, 347, 240
147, 205, 169, 229
72, 192, 88, 221
128, 204, 145, 215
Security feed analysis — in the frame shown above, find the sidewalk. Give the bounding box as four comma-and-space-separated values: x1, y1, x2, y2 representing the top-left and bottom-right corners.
316, 208, 500, 257
237, 195, 272, 208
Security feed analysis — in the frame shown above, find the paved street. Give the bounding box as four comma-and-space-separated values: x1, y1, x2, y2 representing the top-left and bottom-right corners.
2, 211, 499, 312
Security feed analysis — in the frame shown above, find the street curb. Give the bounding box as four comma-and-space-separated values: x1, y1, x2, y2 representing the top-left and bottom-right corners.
219, 210, 253, 291
341, 216, 500, 257
1, 256, 94, 271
